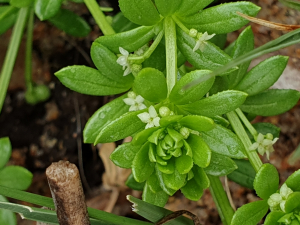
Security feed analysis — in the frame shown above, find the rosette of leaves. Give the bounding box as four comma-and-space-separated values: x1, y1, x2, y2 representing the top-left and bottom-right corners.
231, 164, 300, 225
0, 137, 33, 225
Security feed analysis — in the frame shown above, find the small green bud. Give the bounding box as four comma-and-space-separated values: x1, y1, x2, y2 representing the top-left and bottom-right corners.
189, 28, 198, 38
197, 32, 203, 39
127, 91, 136, 99
159, 106, 171, 117
180, 127, 190, 139
131, 64, 143, 76
265, 133, 274, 140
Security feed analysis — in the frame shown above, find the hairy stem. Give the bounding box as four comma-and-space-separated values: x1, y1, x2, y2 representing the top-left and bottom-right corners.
164, 17, 177, 95
84, 0, 115, 35
227, 111, 263, 172
0, 7, 29, 114
208, 175, 235, 225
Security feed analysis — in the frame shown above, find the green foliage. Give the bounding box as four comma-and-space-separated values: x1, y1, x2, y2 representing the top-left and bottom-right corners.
34, 0, 62, 21
0, 6, 18, 35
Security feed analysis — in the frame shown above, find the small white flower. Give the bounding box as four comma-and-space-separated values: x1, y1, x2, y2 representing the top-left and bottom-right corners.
123, 91, 146, 112
193, 32, 216, 52
116, 47, 132, 76
137, 105, 160, 129
249, 133, 278, 160
268, 183, 293, 212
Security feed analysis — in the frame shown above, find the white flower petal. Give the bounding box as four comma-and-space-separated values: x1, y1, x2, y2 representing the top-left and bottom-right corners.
148, 105, 158, 118
145, 122, 154, 129
137, 112, 150, 123
119, 47, 129, 56
129, 105, 138, 111
135, 95, 144, 103
257, 133, 265, 143
123, 98, 135, 106
249, 142, 259, 151
193, 41, 201, 52
280, 183, 293, 198
138, 103, 147, 110
272, 137, 279, 144
263, 139, 273, 146
153, 117, 160, 127
280, 200, 286, 212
116, 56, 128, 66
257, 146, 265, 155
123, 67, 132, 76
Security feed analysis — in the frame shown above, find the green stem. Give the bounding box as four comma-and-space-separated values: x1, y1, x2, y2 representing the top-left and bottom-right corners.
164, 16, 177, 95
172, 15, 190, 34
235, 108, 257, 137
226, 111, 263, 172
0, 7, 29, 114
25, 8, 34, 92
208, 175, 235, 225
84, 0, 115, 35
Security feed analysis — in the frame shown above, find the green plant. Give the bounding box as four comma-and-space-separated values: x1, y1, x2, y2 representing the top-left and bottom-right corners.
1, 0, 300, 224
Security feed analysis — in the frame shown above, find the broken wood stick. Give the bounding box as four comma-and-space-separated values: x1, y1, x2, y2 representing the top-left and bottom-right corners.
46, 160, 90, 225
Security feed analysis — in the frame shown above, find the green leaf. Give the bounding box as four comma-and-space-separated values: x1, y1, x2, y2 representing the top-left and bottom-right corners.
0, 166, 32, 190
132, 127, 160, 146
132, 142, 155, 182
154, 0, 181, 16
254, 163, 279, 200
34, 0, 62, 21
175, 155, 193, 174
155, 165, 177, 196
204, 152, 238, 176
264, 211, 285, 225
201, 124, 246, 159
127, 195, 194, 224
119, 0, 160, 26
175, 0, 213, 17
9, 0, 33, 8
126, 173, 145, 191
159, 115, 183, 127
253, 123, 280, 138
162, 169, 186, 190
112, 12, 139, 33
110, 143, 140, 169
55, 66, 131, 96
180, 90, 248, 117
209, 34, 227, 50
180, 178, 203, 201
193, 166, 210, 189
83, 95, 129, 143
157, 157, 175, 174
228, 26, 254, 88
231, 200, 269, 225
240, 89, 300, 116
48, 9, 91, 37
0, 137, 11, 169
227, 159, 256, 189
143, 42, 166, 71
95, 109, 146, 143
0, 6, 18, 35
142, 183, 169, 207
179, 115, 215, 132
286, 169, 300, 192
91, 42, 134, 83
178, 2, 260, 34
147, 172, 161, 193
235, 55, 288, 96
133, 68, 167, 102
187, 134, 211, 168
0, 196, 16, 225
169, 70, 215, 105
95, 26, 155, 54
176, 28, 234, 75
285, 192, 300, 213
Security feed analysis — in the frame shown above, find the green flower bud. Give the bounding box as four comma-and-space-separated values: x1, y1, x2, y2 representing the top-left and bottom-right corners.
265, 133, 274, 140
131, 64, 143, 76
159, 106, 171, 117
180, 127, 190, 139
189, 28, 198, 38
127, 91, 136, 99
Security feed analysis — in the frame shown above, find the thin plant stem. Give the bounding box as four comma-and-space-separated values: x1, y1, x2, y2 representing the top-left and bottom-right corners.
226, 111, 263, 172
172, 15, 190, 34
235, 108, 257, 137
0, 7, 29, 114
25, 8, 34, 92
208, 175, 235, 225
83, 0, 115, 35
164, 16, 177, 95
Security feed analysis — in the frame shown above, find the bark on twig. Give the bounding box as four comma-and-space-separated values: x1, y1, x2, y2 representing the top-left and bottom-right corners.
46, 160, 90, 225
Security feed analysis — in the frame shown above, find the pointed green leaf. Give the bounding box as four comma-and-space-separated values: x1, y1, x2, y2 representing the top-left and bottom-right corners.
95, 109, 146, 143
34, 0, 62, 21
187, 134, 211, 168
180, 90, 248, 117
155, 165, 177, 196
155, 0, 181, 16
264, 211, 285, 225
240, 89, 300, 116
0, 137, 11, 169
231, 200, 269, 225
133, 68, 167, 102
179, 115, 215, 132
181, 178, 203, 201
285, 192, 300, 213
55, 66, 131, 96
286, 169, 300, 192
148, 128, 166, 145
175, 0, 213, 17
110, 142, 141, 168
170, 70, 215, 105
178, 2, 260, 34
132, 127, 160, 146
0, 196, 16, 225
48, 9, 91, 37
119, 0, 160, 26
254, 163, 279, 200
235, 56, 288, 96
193, 166, 210, 189
126, 173, 145, 191
142, 183, 169, 207
147, 173, 161, 193
83, 95, 129, 143
201, 124, 246, 159
175, 155, 193, 174
132, 142, 155, 182
204, 152, 237, 176
0, 166, 32, 190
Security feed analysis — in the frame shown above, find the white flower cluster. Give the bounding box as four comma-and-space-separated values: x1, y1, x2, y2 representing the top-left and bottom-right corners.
249, 133, 278, 160
116, 47, 132, 76
268, 183, 293, 212
123, 91, 146, 112
138, 106, 161, 129
189, 29, 215, 52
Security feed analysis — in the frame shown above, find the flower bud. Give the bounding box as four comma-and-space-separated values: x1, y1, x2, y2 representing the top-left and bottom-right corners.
127, 91, 136, 99
189, 28, 198, 38
159, 106, 171, 117
265, 133, 274, 140
131, 64, 143, 76
180, 127, 190, 139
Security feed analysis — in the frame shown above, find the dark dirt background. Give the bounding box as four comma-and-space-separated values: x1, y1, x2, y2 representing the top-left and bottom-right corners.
0, 0, 299, 224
